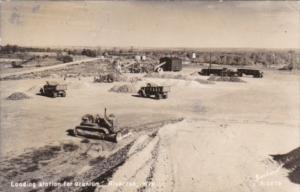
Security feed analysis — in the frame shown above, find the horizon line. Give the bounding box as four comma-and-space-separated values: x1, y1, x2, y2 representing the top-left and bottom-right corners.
0, 44, 299, 51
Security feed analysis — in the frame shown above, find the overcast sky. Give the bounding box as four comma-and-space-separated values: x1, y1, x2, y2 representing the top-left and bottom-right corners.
1, 1, 299, 49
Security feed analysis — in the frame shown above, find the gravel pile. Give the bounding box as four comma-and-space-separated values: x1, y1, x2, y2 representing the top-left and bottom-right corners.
6, 92, 30, 100
109, 84, 137, 93
144, 73, 187, 80
144, 73, 213, 84
207, 75, 245, 83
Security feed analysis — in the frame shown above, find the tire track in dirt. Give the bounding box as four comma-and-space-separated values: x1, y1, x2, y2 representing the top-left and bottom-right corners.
147, 129, 177, 192
97, 135, 160, 192
102, 121, 181, 192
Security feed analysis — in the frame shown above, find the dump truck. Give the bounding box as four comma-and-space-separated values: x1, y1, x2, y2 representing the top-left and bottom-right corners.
74, 108, 130, 142
40, 81, 67, 98
237, 69, 263, 78
138, 83, 170, 99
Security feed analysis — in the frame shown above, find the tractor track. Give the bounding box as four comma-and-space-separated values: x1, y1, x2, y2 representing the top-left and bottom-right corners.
0, 118, 183, 192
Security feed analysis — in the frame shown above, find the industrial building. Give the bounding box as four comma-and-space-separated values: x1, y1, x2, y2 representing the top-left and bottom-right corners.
159, 57, 182, 72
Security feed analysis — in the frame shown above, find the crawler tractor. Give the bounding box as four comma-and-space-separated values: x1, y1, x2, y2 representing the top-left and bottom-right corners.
74, 108, 130, 142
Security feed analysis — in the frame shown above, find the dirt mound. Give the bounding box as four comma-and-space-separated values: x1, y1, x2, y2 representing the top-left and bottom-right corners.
194, 78, 215, 84
26, 85, 40, 93
127, 76, 142, 83
144, 73, 188, 80
94, 72, 142, 83
109, 84, 137, 93
278, 64, 293, 71
207, 75, 245, 83
272, 147, 300, 184
145, 73, 213, 85
6, 92, 30, 100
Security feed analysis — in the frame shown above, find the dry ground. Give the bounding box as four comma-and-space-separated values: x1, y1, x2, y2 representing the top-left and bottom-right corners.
0, 67, 299, 192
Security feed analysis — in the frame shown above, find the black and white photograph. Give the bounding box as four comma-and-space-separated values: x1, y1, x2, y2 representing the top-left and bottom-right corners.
0, 1, 299, 192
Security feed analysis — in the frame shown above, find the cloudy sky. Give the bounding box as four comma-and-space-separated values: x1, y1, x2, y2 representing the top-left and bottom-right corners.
0, 1, 299, 48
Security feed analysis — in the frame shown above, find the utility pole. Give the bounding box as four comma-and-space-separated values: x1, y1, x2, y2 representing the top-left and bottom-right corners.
291, 51, 294, 70
288, 51, 294, 70
209, 52, 212, 71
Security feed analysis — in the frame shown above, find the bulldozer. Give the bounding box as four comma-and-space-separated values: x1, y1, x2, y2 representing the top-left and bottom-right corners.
74, 108, 130, 142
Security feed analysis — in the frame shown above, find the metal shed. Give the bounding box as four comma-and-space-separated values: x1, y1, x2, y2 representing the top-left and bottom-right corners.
159, 57, 182, 72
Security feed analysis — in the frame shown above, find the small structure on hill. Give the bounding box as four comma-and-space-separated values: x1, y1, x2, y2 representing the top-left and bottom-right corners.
155, 57, 182, 72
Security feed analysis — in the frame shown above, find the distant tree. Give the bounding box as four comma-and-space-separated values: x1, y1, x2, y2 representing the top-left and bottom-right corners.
57, 55, 73, 63
82, 49, 96, 57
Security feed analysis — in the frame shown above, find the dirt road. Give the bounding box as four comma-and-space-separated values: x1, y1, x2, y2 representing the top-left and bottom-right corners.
0, 57, 101, 79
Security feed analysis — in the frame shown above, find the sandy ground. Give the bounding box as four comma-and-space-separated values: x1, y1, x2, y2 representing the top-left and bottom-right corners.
0, 68, 299, 191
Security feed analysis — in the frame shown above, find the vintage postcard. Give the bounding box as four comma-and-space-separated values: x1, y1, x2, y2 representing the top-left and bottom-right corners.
0, 1, 299, 192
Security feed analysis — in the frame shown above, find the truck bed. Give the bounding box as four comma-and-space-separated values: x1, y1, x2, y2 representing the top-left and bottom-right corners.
144, 86, 170, 93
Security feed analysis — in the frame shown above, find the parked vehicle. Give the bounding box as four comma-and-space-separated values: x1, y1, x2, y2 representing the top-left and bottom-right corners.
237, 69, 263, 78
40, 81, 67, 98
138, 83, 170, 99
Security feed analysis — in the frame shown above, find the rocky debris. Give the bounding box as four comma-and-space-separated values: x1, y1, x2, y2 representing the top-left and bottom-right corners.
53, 142, 134, 192
272, 147, 300, 184
6, 92, 30, 100
98, 135, 159, 192
278, 64, 293, 71
94, 72, 123, 83
0, 118, 183, 192
127, 76, 142, 83
94, 72, 142, 83
127, 135, 152, 157
109, 84, 137, 93
144, 72, 188, 80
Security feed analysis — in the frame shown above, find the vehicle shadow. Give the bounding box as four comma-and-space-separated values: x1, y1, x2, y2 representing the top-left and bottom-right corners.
66, 129, 117, 143
35, 93, 55, 98
131, 94, 158, 100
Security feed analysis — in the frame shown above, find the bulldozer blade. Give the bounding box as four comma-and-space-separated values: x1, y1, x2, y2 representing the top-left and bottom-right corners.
75, 127, 106, 140
74, 126, 130, 143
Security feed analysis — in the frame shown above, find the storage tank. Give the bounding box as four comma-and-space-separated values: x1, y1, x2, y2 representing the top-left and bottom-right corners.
192, 53, 196, 59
